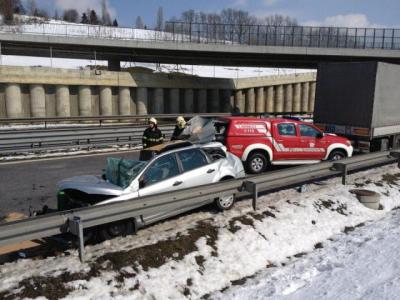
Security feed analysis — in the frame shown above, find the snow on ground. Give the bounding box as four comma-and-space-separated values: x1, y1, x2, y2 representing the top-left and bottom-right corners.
1, 163, 400, 299
215, 207, 400, 300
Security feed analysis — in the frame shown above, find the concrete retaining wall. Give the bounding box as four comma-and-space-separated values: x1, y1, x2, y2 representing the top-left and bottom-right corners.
0, 66, 316, 118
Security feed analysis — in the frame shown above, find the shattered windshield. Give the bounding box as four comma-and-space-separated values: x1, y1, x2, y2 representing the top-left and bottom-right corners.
181, 116, 216, 143
105, 158, 148, 188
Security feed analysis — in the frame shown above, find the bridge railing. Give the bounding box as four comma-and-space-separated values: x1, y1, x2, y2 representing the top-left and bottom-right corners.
165, 22, 400, 50
0, 21, 399, 50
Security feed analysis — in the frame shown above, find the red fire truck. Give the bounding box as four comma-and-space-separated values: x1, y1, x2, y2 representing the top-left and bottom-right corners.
216, 117, 353, 174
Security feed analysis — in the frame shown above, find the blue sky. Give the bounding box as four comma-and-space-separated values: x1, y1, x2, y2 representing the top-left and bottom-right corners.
35, 0, 400, 28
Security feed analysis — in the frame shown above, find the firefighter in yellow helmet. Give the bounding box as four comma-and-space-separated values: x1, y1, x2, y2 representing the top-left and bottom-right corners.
171, 116, 187, 141
142, 117, 164, 148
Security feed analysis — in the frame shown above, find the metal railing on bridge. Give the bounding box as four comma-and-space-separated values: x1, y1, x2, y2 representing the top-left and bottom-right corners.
165, 22, 400, 50
0, 21, 399, 50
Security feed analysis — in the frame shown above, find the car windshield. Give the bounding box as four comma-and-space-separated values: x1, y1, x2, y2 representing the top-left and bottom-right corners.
105, 157, 147, 188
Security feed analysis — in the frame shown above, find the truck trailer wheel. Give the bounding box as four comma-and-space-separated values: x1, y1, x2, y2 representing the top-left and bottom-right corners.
328, 150, 346, 161
246, 152, 268, 174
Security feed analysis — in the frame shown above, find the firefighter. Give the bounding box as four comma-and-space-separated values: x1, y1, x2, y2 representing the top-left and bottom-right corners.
142, 117, 163, 148
171, 116, 187, 141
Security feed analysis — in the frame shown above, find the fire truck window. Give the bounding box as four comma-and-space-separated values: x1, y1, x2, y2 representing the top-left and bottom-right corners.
300, 124, 320, 137
277, 123, 296, 136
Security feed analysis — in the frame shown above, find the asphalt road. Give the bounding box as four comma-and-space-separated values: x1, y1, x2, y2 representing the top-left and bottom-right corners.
0, 151, 140, 218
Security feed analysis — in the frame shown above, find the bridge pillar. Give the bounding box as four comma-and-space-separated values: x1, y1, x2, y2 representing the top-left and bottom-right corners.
301, 82, 310, 112
197, 89, 207, 113
309, 82, 316, 112
99, 86, 112, 116
265, 86, 274, 113
221, 89, 232, 112
56, 85, 70, 117
136, 87, 148, 115
169, 88, 180, 113
108, 60, 121, 71
209, 89, 220, 113
119, 87, 132, 115
6, 83, 22, 118
153, 88, 164, 114
293, 83, 301, 112
78, 86, 92, 117
245, 88, 255, 113
284, 84, 293, 112
30, 84, 46, 118
275, 85, 284, 113
183, 89, 194, 113
234, 90, 244, 113
255, 87, 265, 113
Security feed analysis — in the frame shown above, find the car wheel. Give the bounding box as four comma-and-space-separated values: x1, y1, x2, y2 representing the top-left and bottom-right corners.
215, 194, 235, 211
99, 220, 133, 241
328, 150, 346, 161
246, 152, 268, 174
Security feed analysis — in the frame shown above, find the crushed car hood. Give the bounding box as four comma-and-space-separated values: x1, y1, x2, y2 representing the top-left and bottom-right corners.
58, 175, 124, 196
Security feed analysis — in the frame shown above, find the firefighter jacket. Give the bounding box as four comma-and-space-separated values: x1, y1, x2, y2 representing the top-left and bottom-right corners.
142, 127, 164, 148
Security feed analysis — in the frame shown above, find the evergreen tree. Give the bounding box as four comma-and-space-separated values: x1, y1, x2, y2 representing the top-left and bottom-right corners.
81, 12, 89, 24
112, 18, 118, 27
89, 9, 99, 25
63, 9, 79, 23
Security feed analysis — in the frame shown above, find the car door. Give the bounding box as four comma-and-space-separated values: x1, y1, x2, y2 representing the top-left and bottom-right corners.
298, 124, 327, 160
272, 122, 301, 160
177, 148, 219, 188
138, 153, 184, 198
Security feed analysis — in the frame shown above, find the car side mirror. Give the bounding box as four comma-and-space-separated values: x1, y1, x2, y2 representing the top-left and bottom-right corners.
316, 132, 324, 138
139, 178, 146, 189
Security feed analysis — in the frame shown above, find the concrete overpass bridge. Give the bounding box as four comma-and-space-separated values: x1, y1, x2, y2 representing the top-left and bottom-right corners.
0, 22, 399, 70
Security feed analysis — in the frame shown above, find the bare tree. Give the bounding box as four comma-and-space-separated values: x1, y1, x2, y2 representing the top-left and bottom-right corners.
63, 9, 78, 23
53, 9, 59, 20
101, 0, 111, 26
13, 0, 25, 14
264, 14, 297, 26
0, 0, 14, 24
135, 16, 144, 29
155, 6, 164, 30
26, 0, 36, 16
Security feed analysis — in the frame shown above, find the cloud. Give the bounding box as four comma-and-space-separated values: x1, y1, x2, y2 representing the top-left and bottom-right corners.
55, 0, 116, 18
263, 0, 280, 5
303, 14, 381, 28
232, 0, 249, 6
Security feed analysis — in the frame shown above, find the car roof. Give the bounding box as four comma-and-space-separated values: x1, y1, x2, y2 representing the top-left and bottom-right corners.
142, 141, 223, 160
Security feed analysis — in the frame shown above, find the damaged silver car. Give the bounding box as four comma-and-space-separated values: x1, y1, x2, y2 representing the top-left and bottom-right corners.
57, 141, 245, 239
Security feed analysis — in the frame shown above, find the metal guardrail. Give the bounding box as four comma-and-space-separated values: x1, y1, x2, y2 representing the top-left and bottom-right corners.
0, 150, 399, 261
0, 21, 399, 50
0, 124, 174, 154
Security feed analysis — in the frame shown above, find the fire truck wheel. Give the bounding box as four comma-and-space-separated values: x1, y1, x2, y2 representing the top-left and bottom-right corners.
328, 149, 346, 161
246, 152, 268, 174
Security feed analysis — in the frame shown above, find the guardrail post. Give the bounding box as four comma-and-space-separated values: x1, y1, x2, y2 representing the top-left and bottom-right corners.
68, 216, 85, 262
242, 181, 258, 210
332, 163, 347, 185
390, 151, 400, 168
